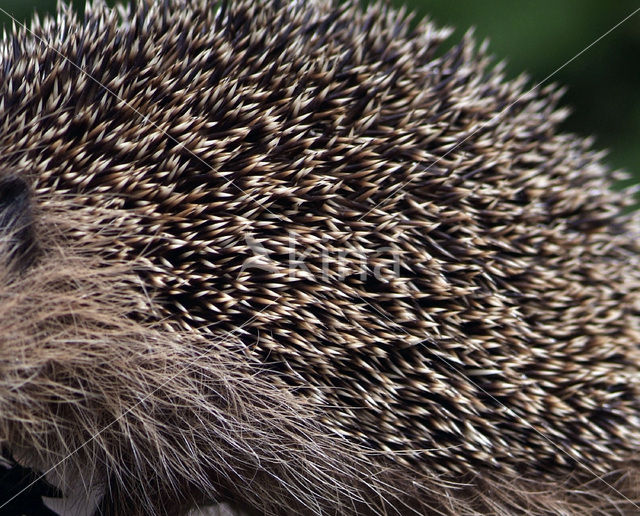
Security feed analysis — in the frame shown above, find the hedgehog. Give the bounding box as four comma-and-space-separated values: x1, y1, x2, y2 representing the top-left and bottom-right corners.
0, 0, 639, 514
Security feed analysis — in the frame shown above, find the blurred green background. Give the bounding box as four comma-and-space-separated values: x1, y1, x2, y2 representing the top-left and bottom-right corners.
1, 0, 639, 189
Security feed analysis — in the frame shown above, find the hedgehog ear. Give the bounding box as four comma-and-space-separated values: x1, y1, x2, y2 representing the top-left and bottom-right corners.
0, 176, 37, 270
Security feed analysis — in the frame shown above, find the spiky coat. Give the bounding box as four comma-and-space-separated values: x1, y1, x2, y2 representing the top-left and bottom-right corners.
0, 0, 639, 514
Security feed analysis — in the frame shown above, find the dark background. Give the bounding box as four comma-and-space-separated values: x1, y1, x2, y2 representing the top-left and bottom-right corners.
2, 0, 639, 192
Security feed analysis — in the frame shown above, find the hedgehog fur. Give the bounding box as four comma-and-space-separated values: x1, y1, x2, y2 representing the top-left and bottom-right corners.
0, 0, 640, 514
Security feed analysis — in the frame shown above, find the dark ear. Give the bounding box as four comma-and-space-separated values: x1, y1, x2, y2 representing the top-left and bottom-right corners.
0, 448, 63, 514
0, 176, 38, 269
